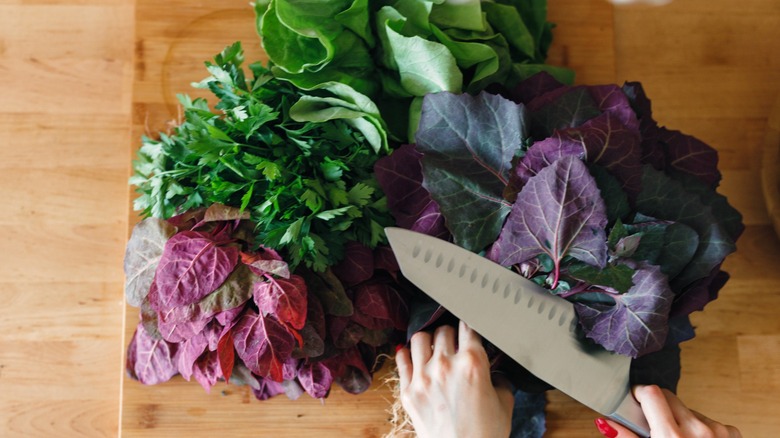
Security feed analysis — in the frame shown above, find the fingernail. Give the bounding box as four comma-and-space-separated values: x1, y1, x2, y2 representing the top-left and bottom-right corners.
594, 418, 618, 438
395, 344, 404, 353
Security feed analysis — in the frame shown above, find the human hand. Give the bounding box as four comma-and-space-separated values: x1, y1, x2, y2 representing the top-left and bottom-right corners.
595, 385, 742, 437
395, 320, 515, 438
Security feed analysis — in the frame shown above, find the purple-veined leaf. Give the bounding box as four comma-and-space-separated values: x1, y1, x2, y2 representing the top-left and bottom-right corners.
329, 316, 365, 349
621, 82, 665, 170
670, 268, 729, 318
373, 245, 400, 276
155, 265, 256, 342
587, 84, 640, 132
192, 349, 222, 393
636, 165, 736, 289
331, 241, 374, 288
230, 362, 262, 391
416, 91, 525, 251
153, 231, 239, 310
217, 329, 235, 383
242, 247, 290, 279
489, 156, 608, 285
126, 322, 179, 385
252, 377, 286, 401
509, 71, 566, 105
298, 361, 333, 399
574, 262, 673, 358
625, 219, 699, 281
374, 143, 448, 238
253, 274, 308, 330
176, 330, 209, 381
124, 217, 177, 307
140, 293, 161, 340
215, 305, 245, 328
233, 309, 295, 382
526, 86, 602, 139
658, 128, 721, 187
197, 264, 256, 317
511, 113, 642, 200
354, 283, 408, 330
297, 268, 353, 317
157, 308, 211, 344
324, 347, 372, 395
292, 324, 326, 359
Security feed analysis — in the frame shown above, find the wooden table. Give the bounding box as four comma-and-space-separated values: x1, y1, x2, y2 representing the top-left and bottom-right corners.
119, 1, 780, 436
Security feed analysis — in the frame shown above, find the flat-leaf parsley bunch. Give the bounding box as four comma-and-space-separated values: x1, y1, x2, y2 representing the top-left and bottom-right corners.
132, 42, 392, 272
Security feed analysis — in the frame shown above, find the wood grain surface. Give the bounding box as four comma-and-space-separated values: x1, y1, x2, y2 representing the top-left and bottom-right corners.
1, 0, 779, 437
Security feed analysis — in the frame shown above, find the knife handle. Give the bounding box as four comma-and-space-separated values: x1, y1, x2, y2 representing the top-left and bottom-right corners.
608, 391, 651, 437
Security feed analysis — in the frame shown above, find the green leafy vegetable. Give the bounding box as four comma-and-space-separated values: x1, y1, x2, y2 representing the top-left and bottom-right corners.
255, 0, 572, 141
131, 43, 393, 271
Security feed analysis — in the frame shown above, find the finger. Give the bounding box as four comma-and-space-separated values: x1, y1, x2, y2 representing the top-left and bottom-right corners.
661, 388, 698, 424
632, 385, 682, 435
410, 330, 433, 366
598, 418, 638, 438
395, 346, 412, 393
433, 325, 456, 356
690, 410, 743, 438
458, 319, 482, 351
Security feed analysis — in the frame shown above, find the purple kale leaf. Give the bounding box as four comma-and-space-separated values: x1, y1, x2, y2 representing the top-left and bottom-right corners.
153, 230, 239, 310
526, 86, 602, 139
625, 218, 699, 281
124, 217, 178, 307
636, 165, 736, 289
374, 143, 448, 238
415, 91, 525, 252
670, 268, 730, 318
587, 84, 640, 132
126, 322, 179, 385
489, 156, 608, 286
575, 262, 673, 357
233, 309, 296, 382
510, 113, 642, 200
658, 128, 721, 188
509, 71, 566, 105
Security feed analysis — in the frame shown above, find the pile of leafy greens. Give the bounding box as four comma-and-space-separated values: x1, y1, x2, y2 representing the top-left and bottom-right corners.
374, 72, 742, 392
126, 0, 571, 407
255, 0, 573, 142
125, 204, 409, 399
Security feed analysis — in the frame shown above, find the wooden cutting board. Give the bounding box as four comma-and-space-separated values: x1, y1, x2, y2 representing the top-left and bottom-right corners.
122, 1, 616, 436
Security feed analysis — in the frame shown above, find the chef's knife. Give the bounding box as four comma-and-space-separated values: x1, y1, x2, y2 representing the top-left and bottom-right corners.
386, 227, 650, 437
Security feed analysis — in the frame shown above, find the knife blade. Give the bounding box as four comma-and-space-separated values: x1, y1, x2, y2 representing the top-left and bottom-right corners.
386, 227, 650, 437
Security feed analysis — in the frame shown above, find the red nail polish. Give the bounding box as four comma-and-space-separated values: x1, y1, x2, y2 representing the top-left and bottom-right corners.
594, 418, 618, 438
395, 344, 404, 353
